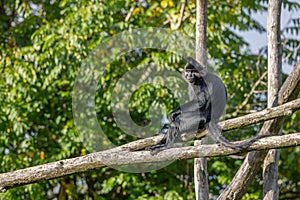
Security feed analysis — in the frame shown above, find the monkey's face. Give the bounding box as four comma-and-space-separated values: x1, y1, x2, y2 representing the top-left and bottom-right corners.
183, 64, 202, 83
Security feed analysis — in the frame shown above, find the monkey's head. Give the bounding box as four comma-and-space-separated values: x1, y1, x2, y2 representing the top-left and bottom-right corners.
183, 57, 206, 83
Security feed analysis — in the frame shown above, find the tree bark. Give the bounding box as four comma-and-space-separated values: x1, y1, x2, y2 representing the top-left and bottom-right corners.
195, 0, 207, 68
0, 85, 299, 193
218, 61, 300, 199
194, 0, 208, 199
1, 133, 300, 192
263, 0, 282, 199
124, 98, 300, 152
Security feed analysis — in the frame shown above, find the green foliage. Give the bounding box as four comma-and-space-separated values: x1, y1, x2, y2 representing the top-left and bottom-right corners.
0, 0, 299, 199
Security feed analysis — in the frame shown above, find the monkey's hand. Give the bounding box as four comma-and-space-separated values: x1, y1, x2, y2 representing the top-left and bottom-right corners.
150, 123, 179, 155
169, 109, 181, 122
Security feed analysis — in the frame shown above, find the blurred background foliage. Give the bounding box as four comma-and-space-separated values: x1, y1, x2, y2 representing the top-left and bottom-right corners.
0, 0, 300, 199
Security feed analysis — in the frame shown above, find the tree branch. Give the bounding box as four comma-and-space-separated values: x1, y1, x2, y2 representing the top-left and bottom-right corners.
1, 133, 300, 192
125, 5, 136, 22
234, 71, 267, 115
165, 1, 186, 30
0, 69, 299, 192
109, 98, 300, 152
219, 61, 300, 199
190, 98, 300, 141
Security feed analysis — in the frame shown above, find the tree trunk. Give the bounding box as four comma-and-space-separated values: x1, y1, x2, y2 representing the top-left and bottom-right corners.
263, 0, 282, 199
194, 0, 208, 199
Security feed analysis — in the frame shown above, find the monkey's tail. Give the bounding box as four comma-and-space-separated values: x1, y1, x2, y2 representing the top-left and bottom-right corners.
206, 121, 271, 150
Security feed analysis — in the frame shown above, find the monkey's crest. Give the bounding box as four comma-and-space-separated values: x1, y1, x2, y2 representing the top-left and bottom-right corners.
186, 57, 207, 77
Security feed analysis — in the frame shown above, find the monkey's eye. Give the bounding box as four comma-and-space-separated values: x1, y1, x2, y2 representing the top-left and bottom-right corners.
185, 69, 198, 73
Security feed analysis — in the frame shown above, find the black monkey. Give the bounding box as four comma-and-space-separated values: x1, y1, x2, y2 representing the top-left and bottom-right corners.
150, 57, 266, 154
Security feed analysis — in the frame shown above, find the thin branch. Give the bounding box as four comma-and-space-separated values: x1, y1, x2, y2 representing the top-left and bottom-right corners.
237, 71, 267, 111
163, 8, 195, 27
282, 44, 300, 64
125, 5, 136, 22
0, 133, 300, 192
253, 90, 267, 94
165, 1, 186, 30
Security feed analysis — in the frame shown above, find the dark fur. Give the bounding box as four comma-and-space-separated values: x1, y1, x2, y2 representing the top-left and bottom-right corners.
150, 57, 266, 154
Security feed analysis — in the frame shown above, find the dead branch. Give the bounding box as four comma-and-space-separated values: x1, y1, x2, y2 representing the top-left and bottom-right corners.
219, 61, 300, 200
0, 133, 300, 192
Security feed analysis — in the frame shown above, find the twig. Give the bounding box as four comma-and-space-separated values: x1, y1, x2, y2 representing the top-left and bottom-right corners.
241, 71, 267, 108
164, 1, 186, 29
125, 5, 136, 22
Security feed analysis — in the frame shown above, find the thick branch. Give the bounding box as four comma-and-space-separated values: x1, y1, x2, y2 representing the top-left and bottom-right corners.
267, 0, 282, 107
1, 133, 300, 192
104, 98, 300, 155
219, 98, 300, 132
219, 61, 300, 199
110, 98, 300, 153
0, 91, 299, 192
190, 98, 300, 141
278, 62, 300, 104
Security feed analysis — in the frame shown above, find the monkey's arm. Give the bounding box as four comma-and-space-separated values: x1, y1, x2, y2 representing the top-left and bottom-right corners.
151, 110, 207, 154
169, 100, 205, 122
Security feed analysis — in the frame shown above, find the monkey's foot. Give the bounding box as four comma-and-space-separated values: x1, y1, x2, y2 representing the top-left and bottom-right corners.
149, 144, 171, 155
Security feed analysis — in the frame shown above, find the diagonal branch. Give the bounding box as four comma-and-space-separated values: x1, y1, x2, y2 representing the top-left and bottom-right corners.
234, 71, 267, 114
190, 98, 300, 141
125, 5, 136, 22
111, 98, 300, 153
219, 61, 300, 199
165, 1, 186, 30
1, 133, 300, 192
220, 97, 300, 131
